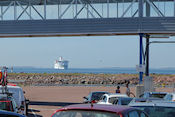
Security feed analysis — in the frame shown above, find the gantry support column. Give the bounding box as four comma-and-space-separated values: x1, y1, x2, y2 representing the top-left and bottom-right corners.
139, 33, 144, 84
145, 35, 150, 76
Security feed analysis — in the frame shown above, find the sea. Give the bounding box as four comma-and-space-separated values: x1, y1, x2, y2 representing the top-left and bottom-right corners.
7, 67, 175, 74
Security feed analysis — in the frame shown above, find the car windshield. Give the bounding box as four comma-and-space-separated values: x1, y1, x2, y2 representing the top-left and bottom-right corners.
0, 101, 13, 111
133, 106, 175, 117
52, 110, 120, 117
164, 94, 173, 101
120, 98, 133, 105
91, 92, 106, 101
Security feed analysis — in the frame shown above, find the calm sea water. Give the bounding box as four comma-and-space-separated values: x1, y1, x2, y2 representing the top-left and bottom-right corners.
7, 67, 175, 74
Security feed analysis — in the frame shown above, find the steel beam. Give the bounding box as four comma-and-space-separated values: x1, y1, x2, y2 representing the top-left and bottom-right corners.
0, 17, 174, 37
121, 0, 136, 17
174, 0, 175, 16
146, 1, 150, 17
139, 0, 143, 17
145, 0, 164, 17
1, 6, 3, 20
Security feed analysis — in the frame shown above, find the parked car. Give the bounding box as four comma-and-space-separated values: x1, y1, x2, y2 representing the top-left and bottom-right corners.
97, 93, 128, 105
0, 93, 18, 113
112, 97, 133, 105
163, 92, 175, 101
0, 85, 28, 115
130, 97, 164, 104
129, 101, 175, 117
51, 104, 149, 117
139, 91, 167, 99
0, 109, 25, 117
83, 91, 109, 103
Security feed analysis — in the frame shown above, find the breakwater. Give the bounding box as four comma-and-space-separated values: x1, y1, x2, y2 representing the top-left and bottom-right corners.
7, 73, 175, 86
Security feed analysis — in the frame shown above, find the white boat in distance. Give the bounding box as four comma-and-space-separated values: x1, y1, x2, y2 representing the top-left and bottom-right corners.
54, 57, 69, 70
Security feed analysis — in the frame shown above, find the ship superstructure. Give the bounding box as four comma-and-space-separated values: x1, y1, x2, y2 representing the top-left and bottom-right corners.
54, 57, 68, 69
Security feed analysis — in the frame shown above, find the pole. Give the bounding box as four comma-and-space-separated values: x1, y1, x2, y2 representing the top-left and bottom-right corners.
145, 35, 150, 76
139, 33, 143, 84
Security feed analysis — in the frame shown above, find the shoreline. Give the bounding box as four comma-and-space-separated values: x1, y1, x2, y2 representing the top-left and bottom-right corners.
7, 73, 175, 86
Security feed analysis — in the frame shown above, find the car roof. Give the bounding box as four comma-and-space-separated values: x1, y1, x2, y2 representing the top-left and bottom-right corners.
91, 91, 109, 93
0, 85, 22, 89
144, 91, 167, 94
129, 101, 175, 107
56, 104, 134, 113
104, 93, 128, 97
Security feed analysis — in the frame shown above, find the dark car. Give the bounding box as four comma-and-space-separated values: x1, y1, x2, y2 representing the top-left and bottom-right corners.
139, 92, 167, 99
129, 101, 175, 117
0, 109, 25, 117
51, 104, 149, 117
83, 91, 109, 103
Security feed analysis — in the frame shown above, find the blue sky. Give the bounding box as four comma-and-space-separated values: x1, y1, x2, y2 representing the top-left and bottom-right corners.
0, 36, 175, 68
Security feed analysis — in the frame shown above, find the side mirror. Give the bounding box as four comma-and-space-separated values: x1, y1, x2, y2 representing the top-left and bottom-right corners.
139, 94, 144, 98
83, 96, 88, 100
19, 105, 24, 110
25, 99, 30, 105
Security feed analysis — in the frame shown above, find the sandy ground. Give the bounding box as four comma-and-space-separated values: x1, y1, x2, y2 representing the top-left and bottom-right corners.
22, 86, 174, 117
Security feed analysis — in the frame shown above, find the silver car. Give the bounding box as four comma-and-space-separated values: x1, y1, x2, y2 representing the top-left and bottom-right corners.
83, 91, 109, 103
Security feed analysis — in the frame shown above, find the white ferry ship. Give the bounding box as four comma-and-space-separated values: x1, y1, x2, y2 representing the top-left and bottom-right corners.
54, 57, 68, 69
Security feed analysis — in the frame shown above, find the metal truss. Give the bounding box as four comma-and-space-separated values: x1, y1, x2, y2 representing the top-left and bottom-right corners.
0, 0, 174, 20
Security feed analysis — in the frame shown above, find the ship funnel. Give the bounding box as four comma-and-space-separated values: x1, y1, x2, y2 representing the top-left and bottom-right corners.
59, 57, 63, 61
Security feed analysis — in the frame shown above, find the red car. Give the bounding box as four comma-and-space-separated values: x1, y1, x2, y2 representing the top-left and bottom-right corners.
51, 104, 149, 117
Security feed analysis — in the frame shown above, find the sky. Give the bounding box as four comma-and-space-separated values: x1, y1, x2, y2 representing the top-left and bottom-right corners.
0, 36, 175, 68
0, 2, 175, 68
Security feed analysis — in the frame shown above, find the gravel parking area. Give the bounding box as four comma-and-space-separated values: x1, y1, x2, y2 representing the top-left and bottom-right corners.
23, 86, 173, 117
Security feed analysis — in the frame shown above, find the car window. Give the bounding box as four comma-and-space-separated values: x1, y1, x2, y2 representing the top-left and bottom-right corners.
128, 111, 139, 117
109, 97, 118, 104
52, 110, 120, 117
100, 96, 107, 102
139, 94, 144, 98
87, 94, 90, 99
134, 106, 175, 117
11, 97, 17, 109
164, 94, 173, 101
120, 98, 133, 105
140, 112, 147, 117
91, 93, 106, 101
0, 101, 12, 111
150, 94, 166, 98
112, 99, 118, 105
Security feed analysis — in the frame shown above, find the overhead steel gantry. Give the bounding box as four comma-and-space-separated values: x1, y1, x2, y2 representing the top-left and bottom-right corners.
0, 0, 175, 83
0, 0, 175, 37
